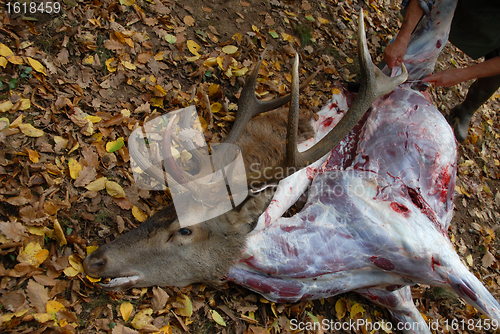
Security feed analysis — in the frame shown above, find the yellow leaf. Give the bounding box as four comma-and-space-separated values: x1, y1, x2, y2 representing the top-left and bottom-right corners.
17, 242, 49, 267
69, 254, 84, 273
121, 60, 136, 70
350, 303, 364, 319
0, 56, 7, 68
120, 302, 134, 322
86, 177, 107, 192
8, 56, 24, 65
83, 55, 94, 65
0, 43, 14, 57
335, 298, 346, 320
106, 137, 124, 153
154, 85, 167, 97
281, 32, 294, 42
86, 245, 99, 256
210, 309, 226, 326
64, 266, 80, 277
466, 253, 473, 266
26, 148, 40, 163
53, 219, 67, 246
132, 206, 148, 222
28, 226, 45, 236
119, 0, 135, 5
346, 57, 354, 63
68, 158, 82, 180
211, 102, 222, 113
332, 88, 342, 95
252, 25, 259, 33
27, 57, 46, 75
106, 181, 126, 198
0, 100, 13, 113
154, 52, 164, 61
19, 123, 44, 137
86, 275, 101, 283
187, 40, 201, 56
19, 98, 30, 110
208, 83, 220, 97
318, 17, 329, 24
175, 294, 193, 317
233, 67, 248, 77
204, 57, 217, 67
46, 300, 65, 314
131, 308, 155, 330
106, 57, 117, 72
185, 55, 200, 62
222, 45, 238, 54
84, 115, 102, 123
33, 313, 52, 323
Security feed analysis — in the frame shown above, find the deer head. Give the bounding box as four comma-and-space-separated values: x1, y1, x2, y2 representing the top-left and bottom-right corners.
83, 11, 407, 291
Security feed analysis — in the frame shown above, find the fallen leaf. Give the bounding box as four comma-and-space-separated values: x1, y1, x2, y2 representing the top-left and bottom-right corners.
19, 123, 44, 137
187, 40, 201, 56
131, 308, 157, 331
26, 57, 47, 75
175, 294, 193, 317
222, 45, 238, 54
106, 137, 125, 153
210, 309, 226, 326
335, 298, 346, 320
86, 177, 108, 192
106, 181, 126, 198
68, 158, 82, 180
53, 219, 67, 246
0, 100, 14, 113
350, 303, 364, 319
183, 15, 195, 26
17, 242, 49, 267
26, 280, 49, 313
0, 43, 14, 57
132, 206, 148, 222
152, 287, 169, 312
120, 302, 134, 321
0, 221, 28, 242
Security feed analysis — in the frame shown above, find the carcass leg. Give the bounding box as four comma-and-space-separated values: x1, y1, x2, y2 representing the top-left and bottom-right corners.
356, 286, 431, 334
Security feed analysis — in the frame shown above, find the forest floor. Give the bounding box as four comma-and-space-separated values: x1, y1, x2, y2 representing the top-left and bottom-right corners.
0, 0, 499, 333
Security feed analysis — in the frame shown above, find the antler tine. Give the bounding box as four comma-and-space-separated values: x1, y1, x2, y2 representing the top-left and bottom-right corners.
248, 10, 408, 188
223, 49, 292, 144
129, 128, 185, 191
284, 53, 300, 168
297, 9, 408, 166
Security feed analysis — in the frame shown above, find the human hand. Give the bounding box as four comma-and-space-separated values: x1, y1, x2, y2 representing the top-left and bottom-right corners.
421, 68, 467, 87
384, 38, 408, 69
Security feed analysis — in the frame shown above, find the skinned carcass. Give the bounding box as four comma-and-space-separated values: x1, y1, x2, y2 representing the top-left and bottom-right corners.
84, 1, 500, 332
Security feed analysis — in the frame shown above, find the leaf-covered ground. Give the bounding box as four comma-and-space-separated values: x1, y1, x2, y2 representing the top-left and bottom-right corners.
0, 0, 499, 333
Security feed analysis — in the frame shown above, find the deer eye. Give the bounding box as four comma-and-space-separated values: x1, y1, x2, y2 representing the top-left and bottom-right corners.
178, 228, 192, 236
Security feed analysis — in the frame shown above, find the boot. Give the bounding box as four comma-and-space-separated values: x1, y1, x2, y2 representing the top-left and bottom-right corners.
447, 72, 500, 142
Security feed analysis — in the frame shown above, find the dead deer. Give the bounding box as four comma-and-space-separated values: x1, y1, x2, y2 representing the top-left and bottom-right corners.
84, 6, 500, 332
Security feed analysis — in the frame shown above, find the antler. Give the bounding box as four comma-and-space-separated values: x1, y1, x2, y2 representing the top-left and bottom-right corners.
247, 9, 408, 187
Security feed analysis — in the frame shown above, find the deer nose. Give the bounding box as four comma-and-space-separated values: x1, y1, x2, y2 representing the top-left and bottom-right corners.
83, 254, 107, 275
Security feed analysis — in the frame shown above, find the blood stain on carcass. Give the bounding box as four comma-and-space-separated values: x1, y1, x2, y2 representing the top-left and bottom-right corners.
322, 117, 333, 127
370, 256, 395, 271
390, 202, 410, 217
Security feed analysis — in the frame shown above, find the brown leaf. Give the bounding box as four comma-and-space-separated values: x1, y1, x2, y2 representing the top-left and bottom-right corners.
26, 280, 48, 313
152, 286, 169, 312
74, 166, 97, 188
112, 324, 139, 334
0, 221, 28, 242
183, 15, 195, 26
482, 250, 496, 268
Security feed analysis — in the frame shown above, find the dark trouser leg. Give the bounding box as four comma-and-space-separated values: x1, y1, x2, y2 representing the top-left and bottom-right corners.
448, 53, 500, 142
